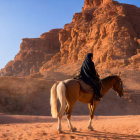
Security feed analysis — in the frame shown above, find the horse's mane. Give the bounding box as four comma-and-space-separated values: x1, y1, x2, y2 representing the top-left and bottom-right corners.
101, 75, 120, 82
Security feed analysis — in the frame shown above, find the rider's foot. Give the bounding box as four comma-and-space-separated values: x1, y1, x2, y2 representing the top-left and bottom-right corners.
94, 95, 101, 101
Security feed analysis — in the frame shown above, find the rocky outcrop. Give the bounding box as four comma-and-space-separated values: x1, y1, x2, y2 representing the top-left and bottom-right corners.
1, 0, 140, 76
83, 0, 113, 9
42, 0, 140, 72
0, 29, 61, 76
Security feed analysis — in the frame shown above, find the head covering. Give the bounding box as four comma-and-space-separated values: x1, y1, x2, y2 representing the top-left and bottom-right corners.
86, 53, 93, 59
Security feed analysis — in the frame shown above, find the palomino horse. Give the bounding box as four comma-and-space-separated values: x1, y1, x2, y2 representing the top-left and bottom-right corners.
50, 75, 123, 133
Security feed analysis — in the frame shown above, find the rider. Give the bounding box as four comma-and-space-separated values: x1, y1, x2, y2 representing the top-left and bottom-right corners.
76, 53, 102, 101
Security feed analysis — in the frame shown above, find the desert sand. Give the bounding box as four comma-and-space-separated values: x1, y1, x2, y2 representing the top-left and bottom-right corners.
0, 114, 140, 140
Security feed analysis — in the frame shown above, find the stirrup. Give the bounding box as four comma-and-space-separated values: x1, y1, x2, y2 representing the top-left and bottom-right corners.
94, 96, 101, 101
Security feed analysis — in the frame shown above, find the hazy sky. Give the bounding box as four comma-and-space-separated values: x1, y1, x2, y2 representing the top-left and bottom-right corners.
0, 0, 140, 69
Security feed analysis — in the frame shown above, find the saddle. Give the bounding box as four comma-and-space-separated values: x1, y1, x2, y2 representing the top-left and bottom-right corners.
77, 79, 94, 94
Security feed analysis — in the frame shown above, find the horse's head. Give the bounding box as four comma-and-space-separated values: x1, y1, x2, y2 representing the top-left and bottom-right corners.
113, 76, 124, 97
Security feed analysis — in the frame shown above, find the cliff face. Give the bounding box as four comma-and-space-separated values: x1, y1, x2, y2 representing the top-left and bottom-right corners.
42, 0, 140, 72
0, 29, 61, 76
1, 0, 140, 76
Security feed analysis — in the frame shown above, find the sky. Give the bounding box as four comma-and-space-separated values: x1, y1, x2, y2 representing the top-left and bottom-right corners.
0, 0, 140, 69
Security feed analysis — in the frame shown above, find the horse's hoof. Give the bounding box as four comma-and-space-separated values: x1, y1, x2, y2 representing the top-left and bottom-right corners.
71, 127, 77, 132
58, 130, 63, 134
88, 127, 94, 131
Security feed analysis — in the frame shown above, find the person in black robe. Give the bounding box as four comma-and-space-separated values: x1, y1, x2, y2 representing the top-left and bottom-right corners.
78, 53, 102, 100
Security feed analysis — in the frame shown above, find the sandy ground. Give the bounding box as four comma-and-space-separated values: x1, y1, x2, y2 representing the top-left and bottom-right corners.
0, 114, 140, 140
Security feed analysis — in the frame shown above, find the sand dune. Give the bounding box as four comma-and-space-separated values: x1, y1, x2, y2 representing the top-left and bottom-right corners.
0, 114, 140, 140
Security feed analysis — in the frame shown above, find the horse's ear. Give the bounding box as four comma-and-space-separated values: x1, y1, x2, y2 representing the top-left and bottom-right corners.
118, 72, 121, 77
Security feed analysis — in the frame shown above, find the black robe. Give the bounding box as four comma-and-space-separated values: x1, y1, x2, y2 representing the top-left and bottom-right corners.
79, 53, 101, 97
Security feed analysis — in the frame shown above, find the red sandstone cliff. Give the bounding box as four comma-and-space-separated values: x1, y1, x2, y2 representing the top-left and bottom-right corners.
43, 0, 140, 70
0, 0, 140, 76
0, 29, 61, 76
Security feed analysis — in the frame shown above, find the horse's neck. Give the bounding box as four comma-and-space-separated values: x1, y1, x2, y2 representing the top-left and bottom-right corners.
101, 78, 115, 97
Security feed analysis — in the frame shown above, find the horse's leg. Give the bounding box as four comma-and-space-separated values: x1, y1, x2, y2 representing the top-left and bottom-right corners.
65, 104, 76, 132
88, 103, 93, 130
58, 111, 66, 133
57, 116, 62, 133
65, 80, 80, 132
88, 100, 99, 131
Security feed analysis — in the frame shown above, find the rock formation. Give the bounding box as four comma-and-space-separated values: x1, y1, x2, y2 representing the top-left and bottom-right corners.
1, 0, 140, 76
45, 0, 140, 69
83, 0, 112, 9
0, 29, 61, 76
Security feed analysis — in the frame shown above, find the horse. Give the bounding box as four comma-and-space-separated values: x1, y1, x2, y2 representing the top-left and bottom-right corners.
50, 75, 124, 133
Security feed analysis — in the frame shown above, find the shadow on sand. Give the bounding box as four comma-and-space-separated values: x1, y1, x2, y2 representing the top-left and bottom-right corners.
51, 130, 140, 140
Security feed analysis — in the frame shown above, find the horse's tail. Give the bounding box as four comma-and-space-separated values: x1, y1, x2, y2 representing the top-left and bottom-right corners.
50, 81, 66, 118
50, 82, 58, 118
